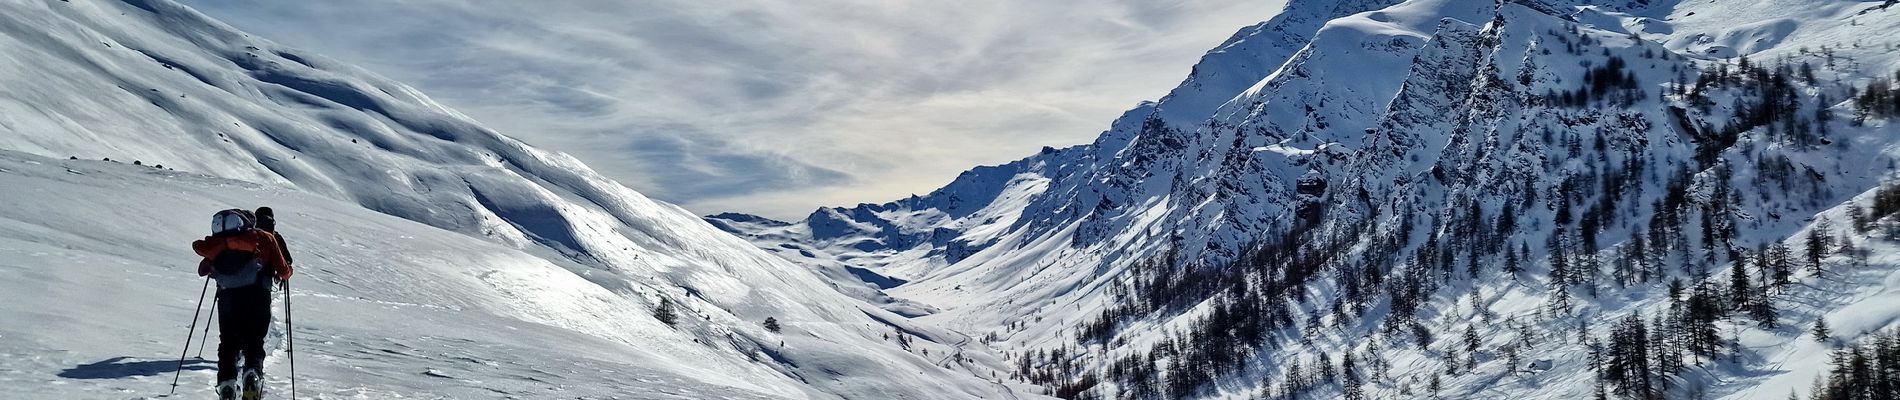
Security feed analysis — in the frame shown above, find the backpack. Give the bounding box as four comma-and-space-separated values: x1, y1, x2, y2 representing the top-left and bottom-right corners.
212, 209, 254, 236
208, 209, 266, 289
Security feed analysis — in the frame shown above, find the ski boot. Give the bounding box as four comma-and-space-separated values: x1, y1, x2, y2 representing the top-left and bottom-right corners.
215, 379, 240, 400
239, 369, 265, 400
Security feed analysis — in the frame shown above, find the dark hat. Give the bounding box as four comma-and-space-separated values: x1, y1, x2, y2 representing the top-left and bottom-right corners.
254, 206, 277, 231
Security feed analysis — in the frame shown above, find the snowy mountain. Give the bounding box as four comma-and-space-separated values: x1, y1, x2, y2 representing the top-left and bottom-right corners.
0, 0, 1032, 398
712, 0, 1900, 398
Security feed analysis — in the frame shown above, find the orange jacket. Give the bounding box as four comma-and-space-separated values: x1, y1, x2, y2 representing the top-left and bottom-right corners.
194, 229, 293, 281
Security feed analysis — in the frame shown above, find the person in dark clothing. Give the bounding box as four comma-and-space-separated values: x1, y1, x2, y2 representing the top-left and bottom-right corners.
214, 274, 273, 396
254, 207, 293, 267
194, 209, 291, 399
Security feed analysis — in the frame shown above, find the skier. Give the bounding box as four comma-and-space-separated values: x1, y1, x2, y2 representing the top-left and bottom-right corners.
253, 207, 293, 266
193, 209, 292, 400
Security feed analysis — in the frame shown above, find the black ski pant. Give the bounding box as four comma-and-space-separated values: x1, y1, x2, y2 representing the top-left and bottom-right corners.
215, 284, 272, 382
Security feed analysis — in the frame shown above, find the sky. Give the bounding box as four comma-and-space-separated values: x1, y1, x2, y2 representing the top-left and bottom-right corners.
176, 0, 1289, 220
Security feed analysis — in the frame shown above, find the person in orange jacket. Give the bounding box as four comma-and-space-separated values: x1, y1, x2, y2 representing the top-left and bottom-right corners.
193, 209, 291, 400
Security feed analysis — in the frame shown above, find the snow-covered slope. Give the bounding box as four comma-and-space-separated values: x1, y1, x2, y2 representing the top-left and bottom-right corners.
0, 0, 1031, 398
707, 0, 1410, 300
715, 0, 1900, 398
0, 152, 793, 398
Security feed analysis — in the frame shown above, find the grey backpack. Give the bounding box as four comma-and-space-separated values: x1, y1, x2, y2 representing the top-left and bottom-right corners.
208, 209, 266, 289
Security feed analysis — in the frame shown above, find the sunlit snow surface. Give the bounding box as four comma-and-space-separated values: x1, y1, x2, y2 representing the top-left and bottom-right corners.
0, 0, 1032, 398
718, 0, 1900, 399
0, 153, 790, 399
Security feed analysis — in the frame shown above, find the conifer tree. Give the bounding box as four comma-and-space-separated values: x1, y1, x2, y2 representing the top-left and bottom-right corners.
1552, 245, 1573, 286
1748, 295, 1779, 329
1548, 284, 1574, 315
654, 297, 679, 326
1806, 224, 1833, 277
1847, 204, 1870, 233
1768, 243, 1795, 289
1318, 352, 1336, 383
1730, 258, 1752, 310
1465, 328, 1482, 356
1813, 318, 1832, 343
1649, 316, 1683, 389
1599, 313, 1660, 399
1342, 352, 1365, 400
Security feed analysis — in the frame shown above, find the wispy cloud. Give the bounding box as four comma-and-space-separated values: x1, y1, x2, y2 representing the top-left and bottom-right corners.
177, 0, 1287, 220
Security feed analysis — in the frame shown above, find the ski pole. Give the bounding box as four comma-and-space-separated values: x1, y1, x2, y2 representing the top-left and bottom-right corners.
284, 280, 297, 400
196, 298, 216, 359
170, 277, 212, 395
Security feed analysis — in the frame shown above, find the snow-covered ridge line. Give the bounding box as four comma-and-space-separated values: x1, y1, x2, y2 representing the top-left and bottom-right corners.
706, 0, 1410, 284
719, 0, 1900, 398
0, 0, 1031, 398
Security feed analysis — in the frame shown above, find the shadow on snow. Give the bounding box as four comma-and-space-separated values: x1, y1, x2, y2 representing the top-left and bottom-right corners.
58, 356, 214, 379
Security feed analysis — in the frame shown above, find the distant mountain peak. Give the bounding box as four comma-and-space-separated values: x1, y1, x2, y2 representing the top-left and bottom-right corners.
719, 0, 1900, 398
